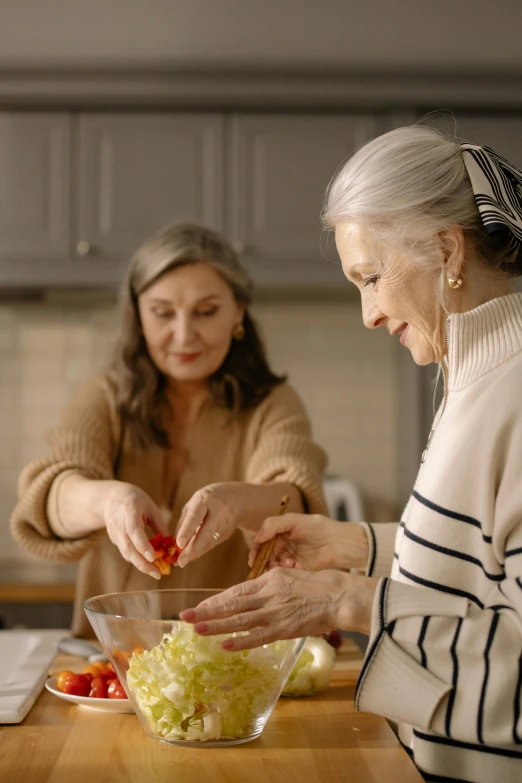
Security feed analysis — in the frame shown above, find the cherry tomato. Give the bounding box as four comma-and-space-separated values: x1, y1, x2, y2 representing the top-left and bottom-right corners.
56, 670, 75, 692
149, 532, 163, 549
61, 673, 91, 697
89, 676, 108, 699
82, 664, 103, 679
107, 679, 127, 699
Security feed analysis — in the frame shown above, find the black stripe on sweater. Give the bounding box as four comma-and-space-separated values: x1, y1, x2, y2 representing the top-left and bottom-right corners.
354, 578, 390, 708
418, 617, 430, 668
513, 654, 522, 745
412, 490, 493, 544
505, 546, 522, 559
398, 565, 485, 608
413, 729, 522, 759
445, 617, 463, 738
402, 526, 504, 581
366, 524, 377, 577
477, 613, 500, 744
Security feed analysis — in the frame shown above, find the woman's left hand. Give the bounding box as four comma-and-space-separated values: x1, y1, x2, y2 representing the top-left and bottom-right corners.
180, 568, 379, 650
175, 482, 249, 567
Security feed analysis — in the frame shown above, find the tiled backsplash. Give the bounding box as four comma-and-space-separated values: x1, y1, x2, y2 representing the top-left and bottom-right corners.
0, 291, 401, 564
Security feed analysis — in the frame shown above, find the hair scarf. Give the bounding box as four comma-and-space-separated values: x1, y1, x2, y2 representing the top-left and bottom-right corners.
461, 143, 522, 253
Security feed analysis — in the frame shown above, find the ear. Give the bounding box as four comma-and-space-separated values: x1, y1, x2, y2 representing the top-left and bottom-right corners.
235, 302, 246, 323
438, 226, 465, 278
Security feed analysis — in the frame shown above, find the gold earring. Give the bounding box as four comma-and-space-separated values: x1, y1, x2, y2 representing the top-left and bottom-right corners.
448, 275, 463, 289
232, 323, 245, 341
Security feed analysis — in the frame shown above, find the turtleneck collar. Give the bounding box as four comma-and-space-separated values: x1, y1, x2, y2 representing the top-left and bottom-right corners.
446, 292, 522, 391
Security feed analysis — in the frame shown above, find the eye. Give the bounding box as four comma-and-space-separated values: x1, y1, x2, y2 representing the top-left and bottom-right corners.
363, 275, 380, 288
196, 307, 219, 317
152, 309, 173, 320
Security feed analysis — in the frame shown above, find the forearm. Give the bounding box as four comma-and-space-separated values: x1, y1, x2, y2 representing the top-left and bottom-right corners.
239, 481, 304, 532
47, 473, 112, 538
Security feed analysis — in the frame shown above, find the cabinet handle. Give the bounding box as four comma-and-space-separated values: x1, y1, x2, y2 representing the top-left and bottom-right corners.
76, 240, 92, 257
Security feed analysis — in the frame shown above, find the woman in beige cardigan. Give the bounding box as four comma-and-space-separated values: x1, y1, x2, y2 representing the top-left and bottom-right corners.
10, 223, 327, 637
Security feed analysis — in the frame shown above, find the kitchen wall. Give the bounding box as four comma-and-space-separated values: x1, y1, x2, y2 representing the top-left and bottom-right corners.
0, 0, 520, 69
0, 289, 400, 565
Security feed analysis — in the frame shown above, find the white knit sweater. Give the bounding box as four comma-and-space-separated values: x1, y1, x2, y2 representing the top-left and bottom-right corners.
358, 293, 522, 783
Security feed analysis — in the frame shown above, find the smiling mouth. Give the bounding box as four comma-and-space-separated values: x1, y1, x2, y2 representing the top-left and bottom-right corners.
171, 352, 202, 362
390, 323, 409, 344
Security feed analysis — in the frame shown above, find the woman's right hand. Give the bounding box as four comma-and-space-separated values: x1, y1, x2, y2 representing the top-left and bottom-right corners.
100, 481, 170, 579
248, 513, 369, 573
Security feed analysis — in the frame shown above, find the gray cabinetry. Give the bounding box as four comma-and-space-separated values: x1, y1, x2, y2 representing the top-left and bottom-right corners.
227, 114, 379, 286
76, 114, 224, 263
0, 113, 71, 272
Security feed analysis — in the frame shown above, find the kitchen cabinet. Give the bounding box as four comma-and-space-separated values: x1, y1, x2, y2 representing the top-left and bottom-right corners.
0, 110, 380, 289
227, 114, 379, 286
0, 112, 71, 267
76, 113, 224, 262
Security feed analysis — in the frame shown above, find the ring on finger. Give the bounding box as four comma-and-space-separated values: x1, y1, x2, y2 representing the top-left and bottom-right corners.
213, 531, 221, 542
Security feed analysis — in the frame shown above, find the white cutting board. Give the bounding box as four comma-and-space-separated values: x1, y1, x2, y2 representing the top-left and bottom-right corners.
0, 629, 66, 723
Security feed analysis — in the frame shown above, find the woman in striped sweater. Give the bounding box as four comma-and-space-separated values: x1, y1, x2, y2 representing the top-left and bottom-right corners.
181, 126, 522, 783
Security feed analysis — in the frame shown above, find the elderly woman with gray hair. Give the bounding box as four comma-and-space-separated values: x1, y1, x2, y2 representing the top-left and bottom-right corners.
182, 127, 522, 783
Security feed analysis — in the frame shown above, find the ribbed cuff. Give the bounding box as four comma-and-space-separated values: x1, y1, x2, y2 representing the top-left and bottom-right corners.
359, 523, 398, 578
355, 578, 466, 730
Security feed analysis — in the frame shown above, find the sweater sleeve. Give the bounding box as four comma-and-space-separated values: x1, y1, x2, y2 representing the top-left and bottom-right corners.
244, 383, 328, 515
9, 373, 121, 562
359, 522, 399, 579
355, 417, 522, 747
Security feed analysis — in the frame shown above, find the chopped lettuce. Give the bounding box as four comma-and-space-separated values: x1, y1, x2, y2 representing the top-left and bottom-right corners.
281, 637, 336, 697
126, 622, 280, 741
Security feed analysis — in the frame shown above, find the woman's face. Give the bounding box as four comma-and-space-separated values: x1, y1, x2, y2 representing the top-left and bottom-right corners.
335, 223, 447, 365
138, 262, 244, 385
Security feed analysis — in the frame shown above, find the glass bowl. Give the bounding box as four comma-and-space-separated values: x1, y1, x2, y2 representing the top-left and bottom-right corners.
84, 589, 306, 747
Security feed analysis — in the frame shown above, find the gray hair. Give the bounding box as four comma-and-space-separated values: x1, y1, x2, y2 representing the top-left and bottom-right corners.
323, 125, 521, 297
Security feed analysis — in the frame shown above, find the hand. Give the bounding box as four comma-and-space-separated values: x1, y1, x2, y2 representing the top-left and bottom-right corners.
249, 514, 369, 572
175, 482, 251, 567
101, 481, 170, 579
180, 568, 379, 650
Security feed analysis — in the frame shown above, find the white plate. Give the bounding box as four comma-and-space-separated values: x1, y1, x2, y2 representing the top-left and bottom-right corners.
45, 677, 134, 713
0, 629, 66, 724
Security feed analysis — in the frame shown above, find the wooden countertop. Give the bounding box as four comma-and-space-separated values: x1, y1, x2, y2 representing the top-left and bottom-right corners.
0, 645, 423, 783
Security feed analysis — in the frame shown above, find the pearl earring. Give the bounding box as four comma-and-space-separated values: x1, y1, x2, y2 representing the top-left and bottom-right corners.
448, 275, 463, 289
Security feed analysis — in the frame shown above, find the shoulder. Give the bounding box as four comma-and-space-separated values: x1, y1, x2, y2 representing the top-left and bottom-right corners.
255, 382, 308, 417
241, 382, 312, 435
61, 369, 119, 423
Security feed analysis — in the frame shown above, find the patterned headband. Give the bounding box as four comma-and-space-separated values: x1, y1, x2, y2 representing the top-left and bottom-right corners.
461, 143, 522, 252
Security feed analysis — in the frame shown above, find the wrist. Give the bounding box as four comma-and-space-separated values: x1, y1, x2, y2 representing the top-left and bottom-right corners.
334, 522, 370, 571
333, 572, 379, 635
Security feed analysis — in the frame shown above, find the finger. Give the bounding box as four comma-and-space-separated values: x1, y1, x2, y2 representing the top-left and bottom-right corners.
128, 515, 162, 564
176, 495, 208, 550
180, 580, 262, 623
253, 513, 301, 545
192, 608, 266, 637
117, 532, 161, 580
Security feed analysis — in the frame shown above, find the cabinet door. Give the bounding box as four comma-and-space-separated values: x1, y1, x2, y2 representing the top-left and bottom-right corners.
227, 114, 379, 286
76, 114, 224, 261
0, 113, 70, 263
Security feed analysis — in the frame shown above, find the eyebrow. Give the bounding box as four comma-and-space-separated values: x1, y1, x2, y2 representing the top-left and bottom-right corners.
149, 294, 222, 306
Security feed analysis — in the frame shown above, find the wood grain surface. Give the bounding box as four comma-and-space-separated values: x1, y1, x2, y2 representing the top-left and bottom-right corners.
0, 644, 423, 783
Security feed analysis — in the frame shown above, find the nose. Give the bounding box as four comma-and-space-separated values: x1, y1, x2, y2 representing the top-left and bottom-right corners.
172, 313, 196, 345
361, 294, 387, 330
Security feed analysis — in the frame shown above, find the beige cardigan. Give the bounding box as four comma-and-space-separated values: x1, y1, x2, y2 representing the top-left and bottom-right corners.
10, 373, 327, 637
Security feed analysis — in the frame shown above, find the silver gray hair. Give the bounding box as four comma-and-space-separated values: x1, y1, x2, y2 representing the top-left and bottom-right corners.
323, 125, 520, 299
